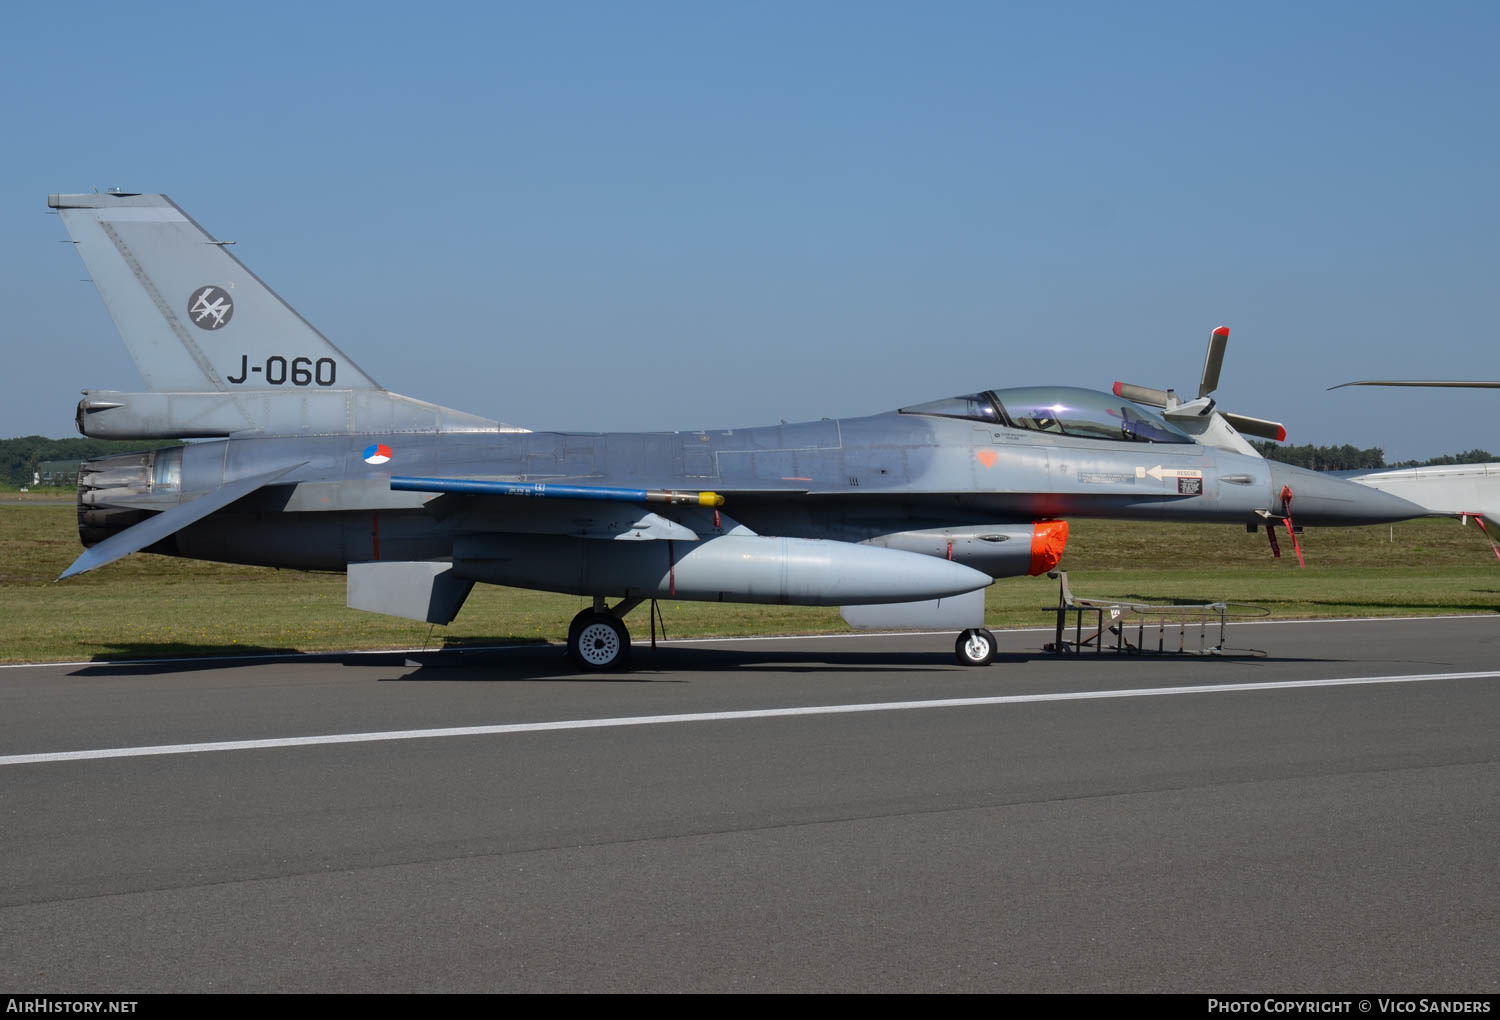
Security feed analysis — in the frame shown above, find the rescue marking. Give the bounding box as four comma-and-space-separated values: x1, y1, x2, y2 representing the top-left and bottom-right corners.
1137, 465, 1204, 481
976, 449, 998, 468
4, 670, 1496, 767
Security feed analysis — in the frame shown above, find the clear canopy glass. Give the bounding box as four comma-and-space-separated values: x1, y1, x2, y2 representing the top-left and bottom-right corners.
900, 386, 1192, 445
896, 393, 1001, 423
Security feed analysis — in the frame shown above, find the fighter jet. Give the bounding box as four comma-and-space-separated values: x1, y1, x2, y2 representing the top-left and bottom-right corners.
50, 192, 1427, 668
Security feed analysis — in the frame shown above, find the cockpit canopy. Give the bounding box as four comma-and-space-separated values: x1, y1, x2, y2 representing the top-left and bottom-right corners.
900, 386, 1193, 445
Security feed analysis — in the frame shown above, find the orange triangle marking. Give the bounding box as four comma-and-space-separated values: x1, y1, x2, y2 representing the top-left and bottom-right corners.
976, 449, 998, 468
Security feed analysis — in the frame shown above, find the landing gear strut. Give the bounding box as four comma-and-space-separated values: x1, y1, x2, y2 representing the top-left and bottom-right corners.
955, 628, 997, 667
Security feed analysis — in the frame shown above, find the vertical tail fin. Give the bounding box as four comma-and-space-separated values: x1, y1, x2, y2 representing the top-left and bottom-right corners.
50, 192, 379, 393
52, 192, 518, 438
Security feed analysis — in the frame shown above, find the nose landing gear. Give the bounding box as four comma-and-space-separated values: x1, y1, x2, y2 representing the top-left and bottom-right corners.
955, 628, 998, 666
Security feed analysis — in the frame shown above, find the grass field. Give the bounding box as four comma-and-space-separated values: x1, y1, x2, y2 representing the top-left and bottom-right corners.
1, 501, 1497, 663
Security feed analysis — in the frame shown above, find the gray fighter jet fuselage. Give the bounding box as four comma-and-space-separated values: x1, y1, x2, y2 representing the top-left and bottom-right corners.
79, 403, 1411, 570
53, 191, 1427, 668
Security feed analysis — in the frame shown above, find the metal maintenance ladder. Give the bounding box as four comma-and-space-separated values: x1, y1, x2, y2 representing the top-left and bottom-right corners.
1043, 571, 1267, 657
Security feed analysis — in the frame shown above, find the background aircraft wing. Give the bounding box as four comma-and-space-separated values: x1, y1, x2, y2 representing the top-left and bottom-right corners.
1329, 380, 1500, 389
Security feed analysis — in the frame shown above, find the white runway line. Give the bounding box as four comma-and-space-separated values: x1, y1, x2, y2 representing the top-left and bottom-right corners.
4, 670, 1498, 767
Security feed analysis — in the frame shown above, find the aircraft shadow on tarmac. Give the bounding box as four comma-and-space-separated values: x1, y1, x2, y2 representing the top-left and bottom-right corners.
388, 644, 989, 682
66, 643, 309, 675
62, 641, 1333, 679
382, 644, 1332, 682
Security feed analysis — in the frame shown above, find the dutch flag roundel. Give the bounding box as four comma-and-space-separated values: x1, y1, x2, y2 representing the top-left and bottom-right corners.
363, 443, 393, 465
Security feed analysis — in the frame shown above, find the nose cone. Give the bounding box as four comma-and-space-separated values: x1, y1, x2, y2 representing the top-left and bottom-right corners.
1265, 460, 1428, 525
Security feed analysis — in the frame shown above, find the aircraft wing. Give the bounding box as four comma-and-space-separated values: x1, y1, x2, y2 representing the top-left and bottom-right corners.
60, 463, 306, 579
391, 474, 813, 542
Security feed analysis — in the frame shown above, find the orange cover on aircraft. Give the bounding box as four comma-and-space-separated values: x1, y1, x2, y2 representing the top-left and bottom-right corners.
1028, 520, 1069, 576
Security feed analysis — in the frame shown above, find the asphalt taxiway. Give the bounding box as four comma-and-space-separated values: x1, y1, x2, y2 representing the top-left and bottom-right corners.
2, 616, 1497, 992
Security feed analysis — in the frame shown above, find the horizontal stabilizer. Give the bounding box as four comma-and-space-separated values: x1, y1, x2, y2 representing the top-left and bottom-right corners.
58, 462, 304, 579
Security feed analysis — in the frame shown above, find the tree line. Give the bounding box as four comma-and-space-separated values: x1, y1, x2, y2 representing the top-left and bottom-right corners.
0, 436, 182, 488
1250, 442, 1495, 471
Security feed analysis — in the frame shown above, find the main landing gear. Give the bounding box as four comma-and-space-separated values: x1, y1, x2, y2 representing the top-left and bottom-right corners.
566, 596, 643, 671
955, 628, 998, 667
566, 598, 998, 670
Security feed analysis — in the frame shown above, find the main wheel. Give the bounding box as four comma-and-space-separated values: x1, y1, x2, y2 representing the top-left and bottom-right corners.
955, 628, 997, 667
567, 611, 630, 670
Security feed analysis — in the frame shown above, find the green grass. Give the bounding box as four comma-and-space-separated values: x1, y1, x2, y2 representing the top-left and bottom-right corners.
0, 487, 72, 498
2, 503, 1497, 663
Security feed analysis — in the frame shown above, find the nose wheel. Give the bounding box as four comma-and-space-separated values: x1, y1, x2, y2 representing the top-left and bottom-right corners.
955, 628, 997, 666
567, 610, 631, 670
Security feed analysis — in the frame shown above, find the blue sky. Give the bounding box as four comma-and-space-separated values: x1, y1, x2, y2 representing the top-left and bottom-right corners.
2, 1, 1496, 459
